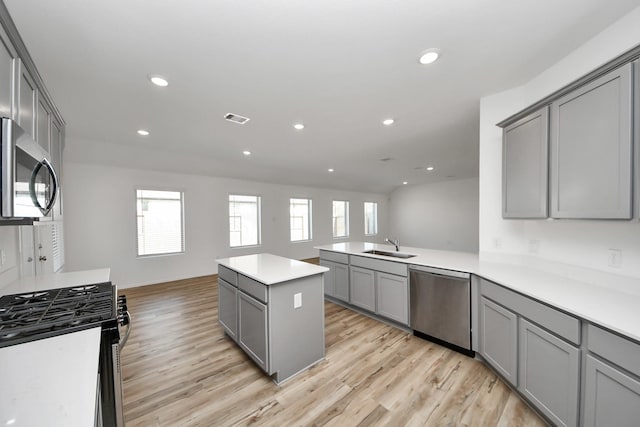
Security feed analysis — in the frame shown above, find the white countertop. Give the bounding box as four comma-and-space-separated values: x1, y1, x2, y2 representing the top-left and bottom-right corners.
316, 242, 640, 343
0, 268, 111, 297
0, 327, 102, 427
217, 253, 328, 285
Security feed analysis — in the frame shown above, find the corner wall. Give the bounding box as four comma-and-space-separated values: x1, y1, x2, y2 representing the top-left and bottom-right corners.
63, 162, 389, 288
388, 178, 479, 252
479, 6, 640, 278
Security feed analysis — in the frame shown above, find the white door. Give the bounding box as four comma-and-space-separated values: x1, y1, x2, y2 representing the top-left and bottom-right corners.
35, 223, 54, 275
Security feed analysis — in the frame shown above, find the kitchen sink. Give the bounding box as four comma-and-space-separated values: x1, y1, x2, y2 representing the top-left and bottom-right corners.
362, 249, 417, 259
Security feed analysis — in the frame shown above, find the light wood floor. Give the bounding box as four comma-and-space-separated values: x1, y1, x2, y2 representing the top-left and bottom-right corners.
121, 275, 546, 426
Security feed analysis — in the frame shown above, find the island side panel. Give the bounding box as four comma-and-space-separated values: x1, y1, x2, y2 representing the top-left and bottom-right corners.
269, 274, 325, 383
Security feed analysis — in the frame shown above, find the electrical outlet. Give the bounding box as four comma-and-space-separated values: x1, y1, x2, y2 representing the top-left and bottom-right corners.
492, 237, 502, 249
528, 239, 540, 254
294, 293, 302, 309
608, 249, 622, 268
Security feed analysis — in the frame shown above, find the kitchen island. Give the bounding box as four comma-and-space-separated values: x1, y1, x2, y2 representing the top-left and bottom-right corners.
216, 253, 328, 384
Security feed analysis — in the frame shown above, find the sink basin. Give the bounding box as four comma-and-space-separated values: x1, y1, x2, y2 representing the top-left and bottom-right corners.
362, 249, 417, 259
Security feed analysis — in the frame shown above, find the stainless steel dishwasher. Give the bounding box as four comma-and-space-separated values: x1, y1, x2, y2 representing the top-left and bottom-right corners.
409, 265, 473, 356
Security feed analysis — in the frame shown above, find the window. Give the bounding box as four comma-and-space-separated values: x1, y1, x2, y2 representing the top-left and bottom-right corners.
229, 195, 261, 247
364, 202, 378, 236
332, 200, 349, 238
290, 198, 312, 241
136, 189, 184, 256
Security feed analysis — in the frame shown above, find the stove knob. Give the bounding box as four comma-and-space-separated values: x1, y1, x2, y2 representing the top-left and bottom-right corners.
118, 303, 128, 312
118, 295, 127, 303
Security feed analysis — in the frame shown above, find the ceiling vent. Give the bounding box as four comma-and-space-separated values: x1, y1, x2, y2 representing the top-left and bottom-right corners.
224, 113, 250, 125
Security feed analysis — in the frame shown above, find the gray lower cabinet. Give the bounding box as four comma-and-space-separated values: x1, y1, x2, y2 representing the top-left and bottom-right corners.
319, 260, 335, 296
375, 272, 408, 324
518, 318, 580, 427
319, 259, 349, 301
238, 292, 268, 371
502, 106, 549, 218
583, 355, 640, 427
479, 296, 518, 386
550, 62, 633, 219
334, 263, 349, 302
218, 278, 238, 341
350, 266, 376, 312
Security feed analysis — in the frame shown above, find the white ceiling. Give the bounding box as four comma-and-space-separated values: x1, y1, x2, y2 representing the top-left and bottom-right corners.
5, 0, 639, 193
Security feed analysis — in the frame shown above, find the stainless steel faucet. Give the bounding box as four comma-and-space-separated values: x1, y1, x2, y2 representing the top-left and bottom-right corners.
385, 238, 399, 251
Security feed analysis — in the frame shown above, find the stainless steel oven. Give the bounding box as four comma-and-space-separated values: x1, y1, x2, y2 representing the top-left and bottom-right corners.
1, 117, 59, 219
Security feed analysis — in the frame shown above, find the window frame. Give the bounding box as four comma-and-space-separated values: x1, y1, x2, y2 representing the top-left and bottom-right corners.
289, 197, 313, 242
364, 201, 378, 236
228, 193, 262, 248
135, 187, 185, 258
332, 200, 350, 239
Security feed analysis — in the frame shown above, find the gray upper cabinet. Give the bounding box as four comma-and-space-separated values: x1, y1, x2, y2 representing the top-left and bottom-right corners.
36, 98, 50, 152
502, 106, 549, 218
550, 62, 633, 219
0, 26, 16, 119
18, 61, 36, 137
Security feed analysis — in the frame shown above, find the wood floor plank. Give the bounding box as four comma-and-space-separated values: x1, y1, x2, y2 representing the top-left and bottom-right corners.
121, 276, 546, 426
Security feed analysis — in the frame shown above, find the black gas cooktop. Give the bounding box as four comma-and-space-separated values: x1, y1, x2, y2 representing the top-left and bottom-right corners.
0, 282, 115, 348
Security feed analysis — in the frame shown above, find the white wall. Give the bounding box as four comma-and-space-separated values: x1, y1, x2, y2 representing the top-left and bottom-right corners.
479, 6, 640, 278
389, 178, 479, 252
63, 162, 389, 288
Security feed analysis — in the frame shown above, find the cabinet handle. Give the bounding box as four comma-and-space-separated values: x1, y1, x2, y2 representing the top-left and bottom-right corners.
39, 256, 47, 262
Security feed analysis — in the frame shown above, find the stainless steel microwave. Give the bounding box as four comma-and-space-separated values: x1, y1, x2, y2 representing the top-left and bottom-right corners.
1, 117, 59, 219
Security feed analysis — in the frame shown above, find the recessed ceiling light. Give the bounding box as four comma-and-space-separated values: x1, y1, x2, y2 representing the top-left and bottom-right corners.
137, 130, 149, 136
426, 166, 435, 171
243, 150, 251, 156
419, 49, 440, 65
148, 74, 168, 87
328, 168, 334, 172
294, 123, 305, 130
382, 118, 394, 126
402, 181, 408, 185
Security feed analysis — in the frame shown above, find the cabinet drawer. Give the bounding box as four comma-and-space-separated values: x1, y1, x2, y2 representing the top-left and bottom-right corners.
587, 324, 640, 378
239, 274, 268, 303
480, 279, 580, 345
350, 255, 408, 277
319, 250, 349, 264
218, 264, 238, 286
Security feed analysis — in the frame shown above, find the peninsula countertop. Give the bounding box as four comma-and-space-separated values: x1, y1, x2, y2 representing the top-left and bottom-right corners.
216, 253, 328, 285
316, 242, 640, 343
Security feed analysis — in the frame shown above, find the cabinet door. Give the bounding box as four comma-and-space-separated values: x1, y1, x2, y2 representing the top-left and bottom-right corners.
50, 119, 63, 220
376, 272, 408, 324
349, 266, 375, 312
319, 260, 335, 297
0, 27, 17, 119
502, 106, 549, 218
550, 63, 633, 219
18, 61, 36, 138
36, 99, 50, 152
218, 279, 238, 341
479, 297, 518, 386
334, 262, 349, 302
34, 223, 54, 275
238, 292, 268, 372
583, 355, 640, 427
519, 319, 580, 427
